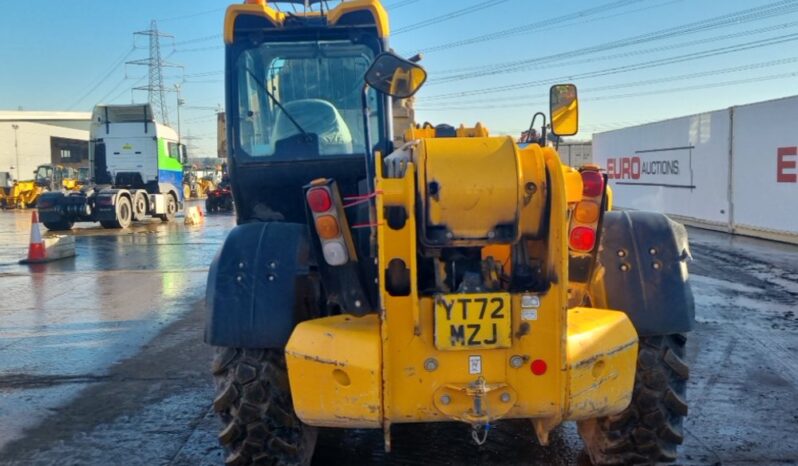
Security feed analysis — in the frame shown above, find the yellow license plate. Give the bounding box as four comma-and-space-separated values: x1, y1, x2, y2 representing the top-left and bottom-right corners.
434, 292, 512, 350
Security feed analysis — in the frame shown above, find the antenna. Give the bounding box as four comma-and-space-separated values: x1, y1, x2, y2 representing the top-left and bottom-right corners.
127, 20, 181, 125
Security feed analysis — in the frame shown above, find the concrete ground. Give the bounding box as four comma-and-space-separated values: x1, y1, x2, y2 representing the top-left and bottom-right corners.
0, 204, 796, 465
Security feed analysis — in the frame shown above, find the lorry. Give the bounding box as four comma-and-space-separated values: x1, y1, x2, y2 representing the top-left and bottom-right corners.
38, 104, 185, 230
205, 2, 694, 465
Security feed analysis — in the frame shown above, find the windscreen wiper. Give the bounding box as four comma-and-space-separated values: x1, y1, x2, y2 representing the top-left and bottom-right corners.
245, 67, 309, 139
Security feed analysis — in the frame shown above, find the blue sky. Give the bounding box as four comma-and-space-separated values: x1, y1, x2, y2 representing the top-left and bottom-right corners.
2, 0, 798, 156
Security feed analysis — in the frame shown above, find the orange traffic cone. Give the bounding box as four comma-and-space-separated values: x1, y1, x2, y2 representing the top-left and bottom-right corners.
26, 210, 46, 262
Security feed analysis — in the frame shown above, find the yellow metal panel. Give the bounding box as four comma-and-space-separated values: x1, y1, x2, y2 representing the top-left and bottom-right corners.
565, 307, 637, 421
422, 136, 519, 242
455, 123, 489, 137
285, 314, 382, 428
517, 143, 547, 238
224, 4, 285, 44
327, 0, 390, 38
562, 164, 584, 205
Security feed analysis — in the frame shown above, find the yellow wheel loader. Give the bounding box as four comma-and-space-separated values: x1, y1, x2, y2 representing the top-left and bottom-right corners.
206, 2, 694, 465
1, 164, 80, 209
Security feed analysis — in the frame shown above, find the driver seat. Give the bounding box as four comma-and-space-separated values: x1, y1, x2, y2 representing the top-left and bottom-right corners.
272, 99, 354, 156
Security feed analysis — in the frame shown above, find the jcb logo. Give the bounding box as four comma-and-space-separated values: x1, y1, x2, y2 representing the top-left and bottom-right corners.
777, 147, 797, 183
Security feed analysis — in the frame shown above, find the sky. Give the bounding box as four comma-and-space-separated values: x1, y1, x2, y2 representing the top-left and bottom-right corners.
2, 0, 798, 156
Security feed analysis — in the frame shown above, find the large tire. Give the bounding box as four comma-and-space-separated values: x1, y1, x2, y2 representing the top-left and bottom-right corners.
212, 348, 317, 466
100, 195, 133, 229
158, 193, 177, 222
578, 334, 689, 465
132, 191, 148, 221
43, 220, 74, 231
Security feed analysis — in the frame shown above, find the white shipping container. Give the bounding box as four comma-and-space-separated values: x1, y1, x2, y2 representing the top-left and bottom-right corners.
593, 95, 798, 243
593, 109, 731, 228
730, 96, 798, 241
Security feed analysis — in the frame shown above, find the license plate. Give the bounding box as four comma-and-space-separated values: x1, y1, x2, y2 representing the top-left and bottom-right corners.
434, 292, 512, 350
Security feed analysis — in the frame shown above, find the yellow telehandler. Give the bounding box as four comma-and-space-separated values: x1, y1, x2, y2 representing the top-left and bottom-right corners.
205, 2, 694, 465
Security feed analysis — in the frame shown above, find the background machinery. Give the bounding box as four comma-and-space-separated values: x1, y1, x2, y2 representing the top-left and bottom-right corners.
205, 2, 694, 465
0, 164, 82, 209
37, 104, 185, 230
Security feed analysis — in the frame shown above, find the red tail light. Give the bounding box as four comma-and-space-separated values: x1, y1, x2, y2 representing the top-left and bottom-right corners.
307, 187, 332, 213
581, 170, 604, 197
569, 226, 596, 252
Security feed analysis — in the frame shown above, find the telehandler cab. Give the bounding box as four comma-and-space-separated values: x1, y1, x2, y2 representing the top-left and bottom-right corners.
206, 1, 694, 464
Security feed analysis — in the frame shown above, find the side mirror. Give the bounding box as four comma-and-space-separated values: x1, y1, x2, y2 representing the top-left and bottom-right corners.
365, 52, 427, 99
550, 84, 579, 136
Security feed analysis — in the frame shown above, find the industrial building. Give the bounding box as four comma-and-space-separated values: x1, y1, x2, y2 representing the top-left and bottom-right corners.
0, 111, 91, 187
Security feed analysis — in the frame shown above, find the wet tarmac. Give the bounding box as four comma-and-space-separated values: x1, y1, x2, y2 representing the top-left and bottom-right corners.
0, 206, 797, 465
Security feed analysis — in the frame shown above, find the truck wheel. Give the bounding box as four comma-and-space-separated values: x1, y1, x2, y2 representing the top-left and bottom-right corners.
116, 195, 133, 228
212, 347, 317, 466
132, 191, 148, 221
578, 334, 688, 465
43, 221, 74, 231
158, 193, 177, 222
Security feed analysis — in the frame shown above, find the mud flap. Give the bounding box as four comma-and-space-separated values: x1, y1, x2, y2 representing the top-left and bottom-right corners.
204, 222, 314, 348
596, 211, 695, 336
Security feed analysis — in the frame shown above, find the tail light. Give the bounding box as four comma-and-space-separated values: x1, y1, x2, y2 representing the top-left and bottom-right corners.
569, 226, 596, 252
307, 187, 332, 213
574, 200, 599, 224
569, 168, 605, 253
305, 183, 350, 266
581, 170, 604, 197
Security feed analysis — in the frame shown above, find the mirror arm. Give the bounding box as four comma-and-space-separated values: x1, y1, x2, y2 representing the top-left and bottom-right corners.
529, 112, 547, 146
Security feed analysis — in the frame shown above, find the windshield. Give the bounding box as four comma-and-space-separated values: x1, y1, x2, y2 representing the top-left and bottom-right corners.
235, 40, 379, 159
35, 166, 52, 181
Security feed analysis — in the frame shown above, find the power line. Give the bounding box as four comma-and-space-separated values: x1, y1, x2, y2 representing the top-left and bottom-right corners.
415, 56, 798, 110
66, 47, 136, 110
393, 0, 508, 35
428, 0, 798, 83
385, 0, 421, 9
416, 0, 648, 54
428, 19, 798, 85
173, 34, 222, 47
417, 71, 798, 111
108, 75, 147, 104
422, 33, 798, 100
427, 0, 682, 77
157, 7, 226, 23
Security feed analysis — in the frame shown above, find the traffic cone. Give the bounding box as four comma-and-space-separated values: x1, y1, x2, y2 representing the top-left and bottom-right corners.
26, 211, 46, 262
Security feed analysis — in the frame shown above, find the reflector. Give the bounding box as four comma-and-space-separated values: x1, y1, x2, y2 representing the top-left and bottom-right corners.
315, 215, 340, 240
574, 201, 600, 224
321, 239, 348, 266
569, 226, 596, 252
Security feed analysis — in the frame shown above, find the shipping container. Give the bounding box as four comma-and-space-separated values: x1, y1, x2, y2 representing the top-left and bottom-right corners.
593, 95, 798, 244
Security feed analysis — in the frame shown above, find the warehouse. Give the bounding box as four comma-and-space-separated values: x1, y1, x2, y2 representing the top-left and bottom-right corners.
0, 111, 91, 187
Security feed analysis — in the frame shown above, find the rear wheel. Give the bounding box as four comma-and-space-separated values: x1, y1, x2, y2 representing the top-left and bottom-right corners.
101, 195, 132, 229
212, 347, 317, 466
158, 193, 177, 222
132, 191, 148, 221
578, 334, 688, 465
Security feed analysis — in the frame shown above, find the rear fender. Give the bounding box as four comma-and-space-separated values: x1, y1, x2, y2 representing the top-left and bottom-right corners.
594, 211, 694, 336
204, 222, 315, 348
